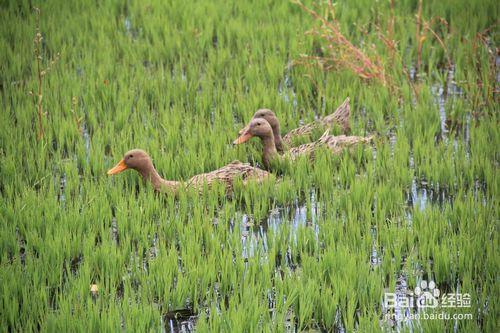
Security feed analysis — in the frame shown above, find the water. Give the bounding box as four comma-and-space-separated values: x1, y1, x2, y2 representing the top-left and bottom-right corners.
381, 273, 415, 332
124, 17, 141, 39
82, 122, 90, 165
57, 173, 67, 205
78, 63, 475, 329
388, 128, 397, 158
279, 62, 298, 110
148, 232, 159, 259
431, 84, 448, 143
431, 65, 465, 144
111, 216, 119, 244
212, 32, 218, 49
406, 152, 455, 213
124, 17, 132, 33
409, 65, 416, 81
161, 308, 197, 333
237, 190, 321, 267
464, 113, 471, 160
370, 226, 382, 269
15, 227, 26, 266
409, 175, 427, 211
179, 191, 323, 331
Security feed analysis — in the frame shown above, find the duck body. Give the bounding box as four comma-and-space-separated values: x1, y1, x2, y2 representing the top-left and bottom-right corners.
282, 97, 351, 146
287, 132, 373, 161
233, 118, 372, 170
239, 97, 350, 152
185, 160, 269, 190
107, 149, 269, 193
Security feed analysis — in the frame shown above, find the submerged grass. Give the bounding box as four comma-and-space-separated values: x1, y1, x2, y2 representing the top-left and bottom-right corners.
0, 0, 498, 332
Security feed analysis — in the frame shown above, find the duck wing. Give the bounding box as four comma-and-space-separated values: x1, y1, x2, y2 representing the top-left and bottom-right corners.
186, 160, 270, 190
282, 97, 350, 145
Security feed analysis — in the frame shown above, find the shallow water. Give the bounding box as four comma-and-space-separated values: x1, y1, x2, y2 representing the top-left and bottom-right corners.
279, 61, 299, 113
161, 308, 197, 333
111, 216, 119, 244
159, 191, 323, 332
57, 173, 66, 205
28, 59, 487, 331
370, 226, 382, 269
406, 151, 455, 212
15, 227, 26, 266
238, 189, 321, 267
82, 122, 90, 165
431, 65, 465, 144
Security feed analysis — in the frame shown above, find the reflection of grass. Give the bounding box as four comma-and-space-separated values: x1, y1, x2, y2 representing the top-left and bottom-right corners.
0, 0, 497, 331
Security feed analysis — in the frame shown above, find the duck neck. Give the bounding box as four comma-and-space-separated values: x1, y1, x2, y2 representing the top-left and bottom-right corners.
261, 135, 279, 170
138, 163, 181, 192
271, 123, 285, 153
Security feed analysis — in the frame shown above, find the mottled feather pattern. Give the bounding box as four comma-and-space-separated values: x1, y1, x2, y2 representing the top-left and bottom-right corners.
185, 160, 269, 190
285, 132, 373, 161
282, 97, 350, 145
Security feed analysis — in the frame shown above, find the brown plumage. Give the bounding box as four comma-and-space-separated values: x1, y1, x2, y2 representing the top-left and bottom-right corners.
234, 118, 372, 170
283, 97, 351, 145
287, 131, 374, 160
238, 97, 350, 153
107, 149, 269, 193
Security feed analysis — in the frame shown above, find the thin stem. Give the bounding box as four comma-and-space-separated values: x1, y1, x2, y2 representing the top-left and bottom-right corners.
34, 7, 44, 140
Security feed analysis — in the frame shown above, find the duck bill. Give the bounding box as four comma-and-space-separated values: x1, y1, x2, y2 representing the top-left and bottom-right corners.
233, 132, 254, 145
238, 125, 249, 136
107, 159, 128, 175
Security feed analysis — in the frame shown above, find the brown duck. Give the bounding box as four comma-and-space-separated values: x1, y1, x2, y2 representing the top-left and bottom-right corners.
233, 118, 372, 170
238, 97, 350, 153
107, 149, 270, 192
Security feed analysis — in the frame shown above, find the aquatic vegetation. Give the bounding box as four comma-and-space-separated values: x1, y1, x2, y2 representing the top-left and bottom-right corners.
0, 0, 497, 332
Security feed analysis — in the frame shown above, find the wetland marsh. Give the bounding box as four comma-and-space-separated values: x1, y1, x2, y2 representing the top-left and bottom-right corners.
0, 0, 498, 331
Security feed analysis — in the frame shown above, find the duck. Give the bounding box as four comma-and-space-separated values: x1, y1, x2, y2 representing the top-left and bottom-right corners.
107, 149, 270, 193
233, 118, 372, 170
237, 97, 350, 153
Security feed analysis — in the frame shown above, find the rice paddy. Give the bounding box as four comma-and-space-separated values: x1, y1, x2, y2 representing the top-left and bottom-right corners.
0, 0, 498, 332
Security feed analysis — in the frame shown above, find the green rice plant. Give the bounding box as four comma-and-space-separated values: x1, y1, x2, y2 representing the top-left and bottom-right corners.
0, 0, 498, 331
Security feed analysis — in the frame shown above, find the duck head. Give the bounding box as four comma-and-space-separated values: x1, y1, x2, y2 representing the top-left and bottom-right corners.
238, 109, 278, 133
233, 118, 274, 144
233, 118, 278, 170
107, 149, 155, 177
238, 109, 284, 152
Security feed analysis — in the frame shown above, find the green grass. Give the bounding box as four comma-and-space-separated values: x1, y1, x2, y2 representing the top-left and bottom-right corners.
0, 0, 498, 332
